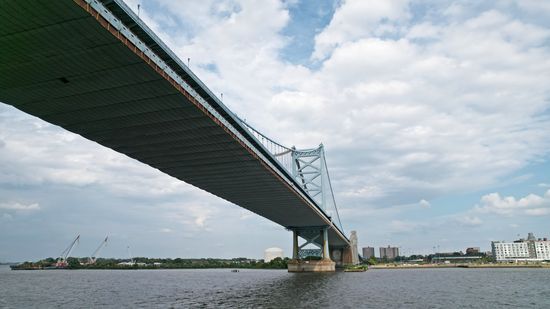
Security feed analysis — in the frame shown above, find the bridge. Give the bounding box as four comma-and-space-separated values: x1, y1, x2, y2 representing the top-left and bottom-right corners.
0, 0, 357, 271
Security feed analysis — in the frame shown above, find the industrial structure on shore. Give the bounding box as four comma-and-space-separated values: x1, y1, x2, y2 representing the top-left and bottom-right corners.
264, 248, 284, 263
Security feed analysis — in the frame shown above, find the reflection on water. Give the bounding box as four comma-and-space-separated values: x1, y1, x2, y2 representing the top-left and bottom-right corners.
1, 266, 549, 308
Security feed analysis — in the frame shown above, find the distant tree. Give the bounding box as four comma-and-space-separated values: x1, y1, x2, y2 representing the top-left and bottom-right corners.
67, 257, 81, 269
367, 256, 377, 265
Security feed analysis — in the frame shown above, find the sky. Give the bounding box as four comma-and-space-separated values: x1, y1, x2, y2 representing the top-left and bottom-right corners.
1, 0, 550, 262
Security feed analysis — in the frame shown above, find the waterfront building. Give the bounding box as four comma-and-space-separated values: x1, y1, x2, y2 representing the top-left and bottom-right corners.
492, 233, 550, 262
379, 246, 399, 260
264, 247, 284, 262
432, 256, 483, 263
362, 247, 375, 259
466, 247, 480, 255
535, 239, 550, 260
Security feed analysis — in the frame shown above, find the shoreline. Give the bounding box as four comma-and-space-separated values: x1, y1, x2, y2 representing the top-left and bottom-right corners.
370, 263, 550, 269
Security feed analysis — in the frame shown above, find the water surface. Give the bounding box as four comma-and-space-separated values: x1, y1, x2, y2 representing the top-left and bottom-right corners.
1, 266, 549, 308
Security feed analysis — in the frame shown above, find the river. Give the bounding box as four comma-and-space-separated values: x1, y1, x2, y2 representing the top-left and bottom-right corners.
1, 265, 549, 308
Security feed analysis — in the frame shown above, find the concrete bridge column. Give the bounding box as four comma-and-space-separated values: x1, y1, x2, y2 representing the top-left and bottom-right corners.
322, 228, 330, 260
292, 230, 299, 260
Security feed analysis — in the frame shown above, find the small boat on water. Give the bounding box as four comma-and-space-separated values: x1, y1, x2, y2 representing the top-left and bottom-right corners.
231, 269, 239, 272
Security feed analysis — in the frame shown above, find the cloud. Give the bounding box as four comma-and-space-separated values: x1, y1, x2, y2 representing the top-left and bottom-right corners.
0, 202, 40, 211
312, 0, 411, 60
454, 215, 483, 227
525, 208, 550, 216
389, 213, 483, 234
419, 199, 431, 208
538, 183, 550, 188
158, 201, 219, 232
516, 0, 550, 15
121, 1, 550, 218
0, 105, 197, 197
475, 190, 550, 216
390, 219, 420, 233
2, 0, 550, 259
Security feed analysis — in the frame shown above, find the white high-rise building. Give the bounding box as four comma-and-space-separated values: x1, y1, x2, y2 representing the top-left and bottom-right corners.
492, 233, 550, 262
535, 241, 550, 260
492, 242, 530, 261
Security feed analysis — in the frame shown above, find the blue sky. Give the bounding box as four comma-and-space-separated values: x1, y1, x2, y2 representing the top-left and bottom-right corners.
1, 0, 550, 261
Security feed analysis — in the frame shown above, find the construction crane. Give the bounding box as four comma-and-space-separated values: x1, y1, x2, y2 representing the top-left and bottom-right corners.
56, 234, 80, 268
127, 246, 135, 265
88, 236, 108, 265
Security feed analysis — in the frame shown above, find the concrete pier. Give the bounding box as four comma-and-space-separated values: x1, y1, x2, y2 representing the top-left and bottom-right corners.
287, 259, 336, 272
287, 230, 359, 272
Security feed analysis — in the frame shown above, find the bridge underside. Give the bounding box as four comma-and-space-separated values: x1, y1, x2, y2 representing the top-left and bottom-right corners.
0, 0, 348, 247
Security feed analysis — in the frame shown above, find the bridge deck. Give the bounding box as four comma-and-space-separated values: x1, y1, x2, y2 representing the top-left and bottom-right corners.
0, 0, 349, 247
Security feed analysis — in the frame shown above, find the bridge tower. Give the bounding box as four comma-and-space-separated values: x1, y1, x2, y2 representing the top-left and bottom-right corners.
287, 145, 337, 272
291, 145, 327, 210
237, 120, 349, 271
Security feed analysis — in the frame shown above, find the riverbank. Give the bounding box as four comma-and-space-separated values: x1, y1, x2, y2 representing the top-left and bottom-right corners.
370, 263, 550, 269
9, 257, 290, 270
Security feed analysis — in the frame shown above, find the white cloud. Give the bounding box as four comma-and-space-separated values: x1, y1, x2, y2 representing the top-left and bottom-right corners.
516, 0, 550, 15
419, 199, 431, 208
158, 201, 219, 232
407, 22, 441, 40
525, 208, 550, 216
0, 202, 40, 211
475, 190, 550, 216
343, 185, 386, 199
454, 215, 483, 227
0, 107, 197, 198
312, 0, 411, 60
390, 219, 420, 233
1, 0, 550, 258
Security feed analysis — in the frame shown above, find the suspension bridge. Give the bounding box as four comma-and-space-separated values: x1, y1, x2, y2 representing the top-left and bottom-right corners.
0, 0, 357, 271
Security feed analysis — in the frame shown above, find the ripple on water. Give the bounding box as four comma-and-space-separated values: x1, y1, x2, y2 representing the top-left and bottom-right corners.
1, 267, 550, 308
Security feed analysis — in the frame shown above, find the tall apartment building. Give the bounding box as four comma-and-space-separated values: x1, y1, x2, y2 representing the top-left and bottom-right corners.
362, 247, 375, 259
492, 233, 550, 262
380, 246, 399, 260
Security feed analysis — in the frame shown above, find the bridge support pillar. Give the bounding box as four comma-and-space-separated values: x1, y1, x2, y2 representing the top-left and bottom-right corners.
322, 228, 330, 260
292, 230, 299, 260
287, 226, 335, 272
